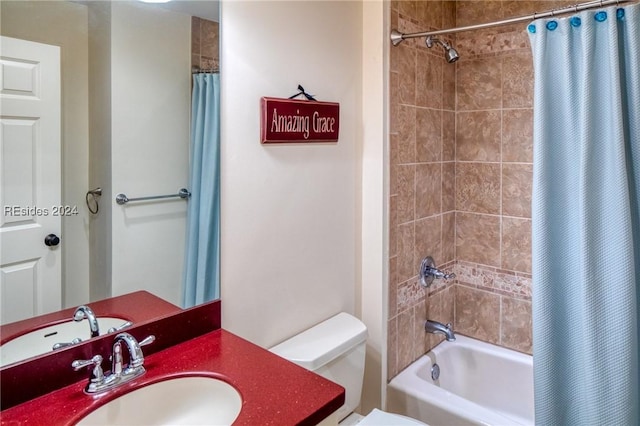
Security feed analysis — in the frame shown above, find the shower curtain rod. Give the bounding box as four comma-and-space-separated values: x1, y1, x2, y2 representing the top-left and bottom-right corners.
192, 68, 219, 74
391, 0, 636, 45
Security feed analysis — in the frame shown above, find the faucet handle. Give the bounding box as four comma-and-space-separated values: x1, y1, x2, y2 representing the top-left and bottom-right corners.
72, 354, 105, 384
419, 256, 456, 288
72, 354, 116, 393
107, 321, 133, 333
52, 337, 83, 350
139, 335, 156, 347
72, 354, 102, 371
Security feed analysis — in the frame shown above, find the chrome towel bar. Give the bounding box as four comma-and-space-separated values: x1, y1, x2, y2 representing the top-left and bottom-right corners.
115, 188, 191, 205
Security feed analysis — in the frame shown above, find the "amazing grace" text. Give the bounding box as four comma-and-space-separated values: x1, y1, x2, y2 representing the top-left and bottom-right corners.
270, 109, 336, 139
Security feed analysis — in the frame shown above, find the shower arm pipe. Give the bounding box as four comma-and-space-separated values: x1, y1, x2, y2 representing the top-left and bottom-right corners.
391, 0, 635, 45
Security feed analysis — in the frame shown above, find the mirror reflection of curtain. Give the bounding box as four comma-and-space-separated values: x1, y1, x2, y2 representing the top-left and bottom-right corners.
183, 73, 220, 307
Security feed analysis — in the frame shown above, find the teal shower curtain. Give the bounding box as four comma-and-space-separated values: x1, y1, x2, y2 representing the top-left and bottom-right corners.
183, 73, 220, 307
529, 3, 640, 424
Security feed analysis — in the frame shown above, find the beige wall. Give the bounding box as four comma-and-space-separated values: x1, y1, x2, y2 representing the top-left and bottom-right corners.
109, 2, 191, 306
360, 0, 389, 413
1, 1, 91, 307
87, 1, 112, 302
220, 0, 362, 349
221, 0, 393, 413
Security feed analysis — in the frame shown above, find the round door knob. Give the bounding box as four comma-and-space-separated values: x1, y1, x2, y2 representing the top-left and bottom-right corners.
44, 234, 60, 247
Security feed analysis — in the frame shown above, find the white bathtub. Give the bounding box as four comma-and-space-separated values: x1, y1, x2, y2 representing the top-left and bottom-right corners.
387, 335, 534, 426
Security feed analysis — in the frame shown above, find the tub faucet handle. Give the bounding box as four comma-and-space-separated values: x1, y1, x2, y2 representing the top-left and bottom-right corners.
420, 256, 456, 288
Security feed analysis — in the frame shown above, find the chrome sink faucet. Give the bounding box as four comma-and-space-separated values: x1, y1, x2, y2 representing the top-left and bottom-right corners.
52, 305, 100, 350
74, 305, 100, 337
112, 332, 155, 377
72, 332, 155, 394
53, 307, 132, 350
425, 320, 456, 341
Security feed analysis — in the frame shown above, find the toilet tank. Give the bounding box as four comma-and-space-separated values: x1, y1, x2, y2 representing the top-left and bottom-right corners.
270, 312, 368, 421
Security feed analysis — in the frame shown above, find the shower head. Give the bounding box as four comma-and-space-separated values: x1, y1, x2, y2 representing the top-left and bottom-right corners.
425, 36, 459, 63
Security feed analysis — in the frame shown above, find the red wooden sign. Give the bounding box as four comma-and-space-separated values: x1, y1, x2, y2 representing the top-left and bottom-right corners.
260, 97, 340, 144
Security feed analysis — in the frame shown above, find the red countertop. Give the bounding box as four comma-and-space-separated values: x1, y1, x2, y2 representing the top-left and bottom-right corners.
0, 329, 345, 426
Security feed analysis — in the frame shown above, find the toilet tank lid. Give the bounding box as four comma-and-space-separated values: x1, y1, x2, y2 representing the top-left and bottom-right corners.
269, 312, 368, 371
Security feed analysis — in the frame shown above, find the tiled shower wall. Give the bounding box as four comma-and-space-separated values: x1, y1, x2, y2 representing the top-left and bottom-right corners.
388, 0, 457, 379
191, 17, 219, 71
451, 0, 540, 356
387, 1, 574, 380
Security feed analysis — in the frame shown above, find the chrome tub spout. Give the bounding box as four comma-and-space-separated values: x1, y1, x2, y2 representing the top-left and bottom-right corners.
425, 320, 456, 341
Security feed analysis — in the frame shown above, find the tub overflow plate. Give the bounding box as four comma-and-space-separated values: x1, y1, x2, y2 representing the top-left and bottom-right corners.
431, 363, 440, 380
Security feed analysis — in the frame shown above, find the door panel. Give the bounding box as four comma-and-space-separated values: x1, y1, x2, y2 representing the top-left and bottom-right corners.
0, 36, 61, 324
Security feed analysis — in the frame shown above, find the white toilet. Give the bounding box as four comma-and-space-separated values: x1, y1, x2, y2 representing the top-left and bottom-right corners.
270, 312, 427, 426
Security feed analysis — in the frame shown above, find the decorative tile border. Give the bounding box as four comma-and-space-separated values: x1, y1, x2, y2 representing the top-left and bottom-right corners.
454, 260, 531, 300
397, 279, 426, 313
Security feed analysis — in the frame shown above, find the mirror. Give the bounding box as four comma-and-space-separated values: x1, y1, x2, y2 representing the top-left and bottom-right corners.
0, 290, 182, 368
0, 0, 219, 366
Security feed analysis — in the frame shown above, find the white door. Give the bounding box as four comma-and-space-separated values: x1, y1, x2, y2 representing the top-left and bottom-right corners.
0, 36, 62, 324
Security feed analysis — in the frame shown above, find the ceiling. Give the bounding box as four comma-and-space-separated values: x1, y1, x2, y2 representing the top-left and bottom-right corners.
152, 0, 219, 22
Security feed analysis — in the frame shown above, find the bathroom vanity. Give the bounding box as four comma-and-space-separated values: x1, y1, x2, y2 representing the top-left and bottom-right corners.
0, 295, 344, 425
1, 329, 344, 425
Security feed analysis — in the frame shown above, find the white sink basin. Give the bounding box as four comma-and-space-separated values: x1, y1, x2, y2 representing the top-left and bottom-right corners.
77, 377, 242, 425
0, 317, 129, 367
